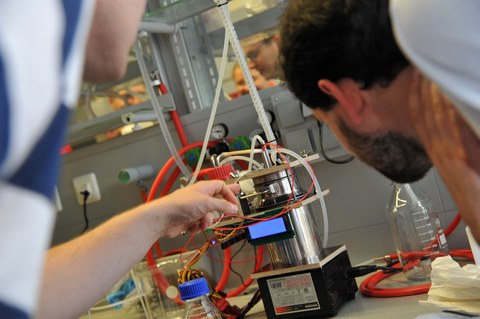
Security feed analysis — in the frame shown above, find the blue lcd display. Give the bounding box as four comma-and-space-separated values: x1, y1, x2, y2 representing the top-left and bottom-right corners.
248, 217, 288, 240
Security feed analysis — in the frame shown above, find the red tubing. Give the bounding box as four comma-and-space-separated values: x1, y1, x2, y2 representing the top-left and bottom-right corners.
157, 82, 189, 148
360, 212, 470, 298
147, 158, 175, 202
215, 247, 232, 292
236, 160, 248, 171
146, 249, 183, 305
153, 241, 163, 258
158, 82, 168, 95
226, 245, 265, 298
147, 141, 216, 202
444, 212, 462, 237
159, 167, 181, 197
170, 110, 189, 147
359, 249, 473, 297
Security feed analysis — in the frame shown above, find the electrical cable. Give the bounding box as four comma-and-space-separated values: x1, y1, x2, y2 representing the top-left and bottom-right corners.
271, 146, 330, 246
81, 190, 90, 234
229, 240, 248, 287
211, 148, 316, 233
215, 247, 232, 293
349, 265, 402, 278
318, 122, 355, 164
226, 245, 264, 298
237, 289, 262, 319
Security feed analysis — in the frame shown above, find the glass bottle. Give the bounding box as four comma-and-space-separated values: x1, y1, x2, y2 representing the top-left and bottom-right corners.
178, 277, 222, 319
386, 183, 449, 281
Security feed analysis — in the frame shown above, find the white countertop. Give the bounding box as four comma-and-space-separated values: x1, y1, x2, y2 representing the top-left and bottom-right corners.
228, 273, 445, 319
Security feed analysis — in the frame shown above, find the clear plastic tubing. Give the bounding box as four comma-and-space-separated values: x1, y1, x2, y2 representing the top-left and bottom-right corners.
248, 135, 266, 172
215, 0, 276, 145
217, 155, 263, 171
188, 18, 230, 185
277, 148, 329, 247
133, 40, 191, 178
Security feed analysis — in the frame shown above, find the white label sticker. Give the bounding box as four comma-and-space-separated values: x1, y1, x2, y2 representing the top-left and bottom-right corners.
267, 273, 320, 315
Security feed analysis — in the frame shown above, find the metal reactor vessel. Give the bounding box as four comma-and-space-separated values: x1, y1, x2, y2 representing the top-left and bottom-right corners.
216, 150, 358, 319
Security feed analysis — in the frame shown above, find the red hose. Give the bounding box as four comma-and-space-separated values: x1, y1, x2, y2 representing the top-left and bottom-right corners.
157, 82, 189, 148
360, 212, 470, 298
226, 245, 265, 298
159, 167, 181, 197
360, 249, 473, 297
153, 241, 163, 258
170, 110, 189, 147
236, 160, 248, 171
147, 141, 216, 202
444, 212, 462, 237
146, 249, 183, 305
215, 247, 232, 292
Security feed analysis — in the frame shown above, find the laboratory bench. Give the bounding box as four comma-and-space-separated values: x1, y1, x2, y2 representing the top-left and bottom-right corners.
82, 277, 452, 319
230, 289, 441, 319
81, 252, 478, 319
229, 276, 444, 319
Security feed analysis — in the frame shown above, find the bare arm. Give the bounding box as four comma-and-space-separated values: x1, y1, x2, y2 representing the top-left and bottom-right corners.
408, 71, 480, 243
83, 0, 147, 83
36, 181, 240, 319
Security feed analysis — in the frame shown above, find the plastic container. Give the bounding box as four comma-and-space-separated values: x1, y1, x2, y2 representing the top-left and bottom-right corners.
178, 278, 222, 319
386, 183, 449, 281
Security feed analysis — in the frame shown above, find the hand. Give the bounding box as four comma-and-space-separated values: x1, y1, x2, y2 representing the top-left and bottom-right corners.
149, 180, 240, 238
408, 70, 480, 241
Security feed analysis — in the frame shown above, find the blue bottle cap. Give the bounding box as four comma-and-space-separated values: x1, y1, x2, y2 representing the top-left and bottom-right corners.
178, 277, 211, 300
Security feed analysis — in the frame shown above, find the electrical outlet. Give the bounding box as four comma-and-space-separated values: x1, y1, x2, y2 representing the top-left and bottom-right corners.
72, 173, 101, 205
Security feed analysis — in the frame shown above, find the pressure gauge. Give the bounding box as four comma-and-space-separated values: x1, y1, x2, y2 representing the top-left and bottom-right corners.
211, 123, 229, 140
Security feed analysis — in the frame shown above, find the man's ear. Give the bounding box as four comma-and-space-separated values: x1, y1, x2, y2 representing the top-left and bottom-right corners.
318, 79, 365, 126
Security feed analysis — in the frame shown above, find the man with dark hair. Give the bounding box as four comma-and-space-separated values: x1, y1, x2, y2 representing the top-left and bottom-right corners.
279, 0, 480, 242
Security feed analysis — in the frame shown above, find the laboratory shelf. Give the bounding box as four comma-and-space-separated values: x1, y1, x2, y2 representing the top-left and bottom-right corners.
142, 0, 216, 25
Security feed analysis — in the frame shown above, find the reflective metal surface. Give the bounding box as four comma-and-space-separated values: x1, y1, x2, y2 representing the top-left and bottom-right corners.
267, 205, 323, 269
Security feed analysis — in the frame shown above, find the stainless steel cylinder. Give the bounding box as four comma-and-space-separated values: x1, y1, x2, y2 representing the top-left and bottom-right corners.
266, 205, 324, 269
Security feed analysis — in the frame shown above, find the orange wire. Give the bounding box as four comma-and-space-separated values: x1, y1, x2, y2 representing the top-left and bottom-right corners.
211, 145, 315, 232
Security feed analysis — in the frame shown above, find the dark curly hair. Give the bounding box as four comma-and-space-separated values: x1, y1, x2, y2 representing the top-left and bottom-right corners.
280, 0, 409, 111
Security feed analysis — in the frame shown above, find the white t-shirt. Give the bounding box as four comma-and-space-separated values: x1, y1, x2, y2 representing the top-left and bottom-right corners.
390, 0, 480, 138
0, 1, 94, 317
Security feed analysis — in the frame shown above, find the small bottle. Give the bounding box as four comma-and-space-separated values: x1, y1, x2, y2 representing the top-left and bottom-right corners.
178, 277, 222, 319
386, 183, 449, 281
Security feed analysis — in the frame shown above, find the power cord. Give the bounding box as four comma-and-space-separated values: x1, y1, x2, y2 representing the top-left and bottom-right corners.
229, 240, 247, 287
80, 190, 90, 234
237, 288, 262, 319
318, 121, 355, 164
349, 265, 402, 278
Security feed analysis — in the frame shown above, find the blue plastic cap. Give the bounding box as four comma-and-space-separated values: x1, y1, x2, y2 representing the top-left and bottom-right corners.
178, 277, 210, 300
